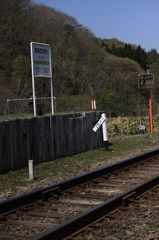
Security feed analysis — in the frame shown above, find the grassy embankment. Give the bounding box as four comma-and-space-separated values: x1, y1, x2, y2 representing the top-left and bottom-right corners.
0, 129, 159, 193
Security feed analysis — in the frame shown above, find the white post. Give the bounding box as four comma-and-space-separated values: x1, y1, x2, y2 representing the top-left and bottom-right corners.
30, 42, 36, 117
101, 113, 108, 150
50, 78, 54, 115
49, 44, 54, 114
28, 160, 34, 180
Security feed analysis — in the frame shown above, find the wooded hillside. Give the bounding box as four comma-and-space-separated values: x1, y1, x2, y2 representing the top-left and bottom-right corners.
1, 0, 159, 117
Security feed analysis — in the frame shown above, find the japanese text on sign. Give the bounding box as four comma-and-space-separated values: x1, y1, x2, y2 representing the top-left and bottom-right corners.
31, 42, 52, 77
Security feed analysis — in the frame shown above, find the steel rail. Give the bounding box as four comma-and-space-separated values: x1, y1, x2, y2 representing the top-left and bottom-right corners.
33, 174, 159, 240
1, 148, 159, 216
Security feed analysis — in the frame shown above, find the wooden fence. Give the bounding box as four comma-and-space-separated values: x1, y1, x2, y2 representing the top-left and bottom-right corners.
0, 111, 103, 174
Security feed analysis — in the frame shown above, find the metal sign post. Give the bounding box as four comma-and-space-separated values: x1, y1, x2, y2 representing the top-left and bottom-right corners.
138, 73, 154, 134
149, 88, 153, 134
30, 42, 54, 117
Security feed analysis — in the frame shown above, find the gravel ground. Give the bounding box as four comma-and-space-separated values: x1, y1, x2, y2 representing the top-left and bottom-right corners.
0, 145, 159, 239
74, 186, 159, 239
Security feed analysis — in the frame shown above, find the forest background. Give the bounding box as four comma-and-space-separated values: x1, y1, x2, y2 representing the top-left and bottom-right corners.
1, 0, 159, 118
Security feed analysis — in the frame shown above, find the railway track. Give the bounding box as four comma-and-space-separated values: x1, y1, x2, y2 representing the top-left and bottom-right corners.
0, 149, 159, 240
68, 178, 159, 240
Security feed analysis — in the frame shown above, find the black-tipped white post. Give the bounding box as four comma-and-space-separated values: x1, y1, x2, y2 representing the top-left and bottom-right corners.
101, 113, 108, 150
92, 112, 109, 151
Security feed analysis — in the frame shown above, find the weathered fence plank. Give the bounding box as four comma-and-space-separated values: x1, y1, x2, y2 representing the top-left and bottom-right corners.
0, 111, 103, 174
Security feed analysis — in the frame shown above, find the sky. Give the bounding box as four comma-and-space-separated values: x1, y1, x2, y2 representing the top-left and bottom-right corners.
33, 0, 159, 53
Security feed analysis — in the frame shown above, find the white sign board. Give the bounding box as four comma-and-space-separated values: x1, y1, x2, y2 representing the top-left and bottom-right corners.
30, 42, 54, 117
30, 42, 52, 78
93, 115, 105, 132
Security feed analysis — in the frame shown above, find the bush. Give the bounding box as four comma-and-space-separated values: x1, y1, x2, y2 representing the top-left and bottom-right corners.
107, 116, 158, 137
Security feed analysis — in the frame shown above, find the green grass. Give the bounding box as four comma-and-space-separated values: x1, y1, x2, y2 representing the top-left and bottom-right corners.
0, 132, 159, 193
101, 196, 109, 202
152, 222, 159, 228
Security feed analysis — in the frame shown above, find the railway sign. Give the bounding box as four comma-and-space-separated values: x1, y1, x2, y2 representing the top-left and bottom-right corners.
30, 42, 52, 78
138, 73, 154, 88
92, 113, 109, 150
30, 42, 54, 116
93, 115, 105, 132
